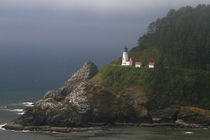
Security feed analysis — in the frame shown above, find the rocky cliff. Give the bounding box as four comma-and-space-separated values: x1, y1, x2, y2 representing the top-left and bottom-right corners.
4, 62, 98, 130
4, 61, 210, 132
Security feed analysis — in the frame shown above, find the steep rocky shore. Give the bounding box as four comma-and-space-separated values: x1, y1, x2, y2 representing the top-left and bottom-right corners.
4, 62, 210, 132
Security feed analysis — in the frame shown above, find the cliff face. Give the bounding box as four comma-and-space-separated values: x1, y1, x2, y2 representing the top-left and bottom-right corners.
4, 61, 210, 131
14, 61, 99, 127
4, 62, 150, 130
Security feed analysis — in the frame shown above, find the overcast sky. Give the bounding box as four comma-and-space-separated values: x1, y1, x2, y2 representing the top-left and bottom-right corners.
1, 0, 210, 49
1, 0, 210, 93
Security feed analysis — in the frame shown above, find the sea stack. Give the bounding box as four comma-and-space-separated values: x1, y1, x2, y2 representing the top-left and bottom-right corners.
4, 61, 99, 130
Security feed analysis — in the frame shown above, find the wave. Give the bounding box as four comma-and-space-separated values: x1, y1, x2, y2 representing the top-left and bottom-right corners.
22, 102, 34, 107
8, 102, 34, 107
10, 109, 24, 112
0, 108, 25, 115
9, 109, 25, 115
0, 101, 33, 115
17, 112, 25, 115
0, 108, 23, 112
0, 124, 30, 132
22, 130, 30, 133
185, 131, 193, 134
0, 124, 6, 130
0, 106, 7, 109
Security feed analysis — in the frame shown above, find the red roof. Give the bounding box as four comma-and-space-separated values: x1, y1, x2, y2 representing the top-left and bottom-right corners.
124, 45, 128, 49
135, 62, 142, 64
126, 59, 130, 62
149, 62, 155, 65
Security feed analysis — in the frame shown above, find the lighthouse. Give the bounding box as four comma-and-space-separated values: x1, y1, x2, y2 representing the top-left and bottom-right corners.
121, 46, 133, 66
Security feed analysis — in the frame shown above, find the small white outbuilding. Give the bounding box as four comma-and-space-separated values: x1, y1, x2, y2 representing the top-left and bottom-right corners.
135, 62, 142, 68
148, 62, 155, 68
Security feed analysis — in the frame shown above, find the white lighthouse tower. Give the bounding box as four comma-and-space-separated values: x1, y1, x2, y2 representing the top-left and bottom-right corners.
121, 46, 133, 66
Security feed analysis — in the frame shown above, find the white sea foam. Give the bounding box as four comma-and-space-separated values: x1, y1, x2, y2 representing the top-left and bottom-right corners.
17, 112, 25, 115
10, 109, 24, 112
0, 124, 6, 130
0, 102, 31, 115
185, 131, 193, 134
21, 130, 30, 133
0, 108, 24, 114
22, 102, 34, 107
10, 109, 25, 115
8, 102, 34, 107
0, 106, 7, 109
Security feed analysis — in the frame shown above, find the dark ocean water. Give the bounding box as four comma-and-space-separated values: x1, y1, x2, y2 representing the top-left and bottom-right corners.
0, 45, 210, 139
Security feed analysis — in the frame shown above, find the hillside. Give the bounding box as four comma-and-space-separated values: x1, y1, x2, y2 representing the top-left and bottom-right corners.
4, 5, 210, 131
92, 5, 210, 110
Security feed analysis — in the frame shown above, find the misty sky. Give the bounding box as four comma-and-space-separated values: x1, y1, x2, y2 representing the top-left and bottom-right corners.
1, 0, 210, 94
1, 0, 210, 48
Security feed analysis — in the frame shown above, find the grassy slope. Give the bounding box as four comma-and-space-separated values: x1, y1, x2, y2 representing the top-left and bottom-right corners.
91, 5, 210, 110
111, 46, 160, 66
91, 63, 210, 110
92, 65, 154, 92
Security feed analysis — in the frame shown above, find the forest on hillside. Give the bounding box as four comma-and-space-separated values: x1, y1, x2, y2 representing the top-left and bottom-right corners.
135, 5, 210, 70
109, 5, 210, 110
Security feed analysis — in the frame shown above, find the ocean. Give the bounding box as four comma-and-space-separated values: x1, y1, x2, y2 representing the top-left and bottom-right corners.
0, 45, 210, 139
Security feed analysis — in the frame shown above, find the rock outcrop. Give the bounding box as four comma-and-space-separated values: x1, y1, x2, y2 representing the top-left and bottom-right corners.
4, 61, 151, 131
4, 61, 210, 131
6, 62, 98, 128
150, 106, 210, 127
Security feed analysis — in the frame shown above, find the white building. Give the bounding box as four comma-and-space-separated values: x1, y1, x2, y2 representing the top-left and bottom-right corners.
121, 46, 133, 66
125, 58, 133, 66
135, 62, 142, 68
148, 62, 155, 68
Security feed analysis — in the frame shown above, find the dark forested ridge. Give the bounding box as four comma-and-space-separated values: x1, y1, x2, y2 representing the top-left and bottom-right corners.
135, 5, 210, 70
99, 5, 210, 110
129, 5, 210, 109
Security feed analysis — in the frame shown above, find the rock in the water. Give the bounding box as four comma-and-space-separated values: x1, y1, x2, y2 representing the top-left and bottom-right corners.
175, 119, 201, 128
150, 106, 180, 123
177, 106, 210, 126
11, 61, 98, 127
150, 106, 210, 127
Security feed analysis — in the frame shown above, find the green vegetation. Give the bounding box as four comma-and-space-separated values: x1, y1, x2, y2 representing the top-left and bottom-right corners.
111, 46, 160, 66
92, 5, 210, 110
93, 65, 154, 92
135, 5, 210, 70
147, 67, 210, 109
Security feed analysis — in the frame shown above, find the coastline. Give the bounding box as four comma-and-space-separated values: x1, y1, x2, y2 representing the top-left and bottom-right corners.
3, 62, 210, 133
3, 122, 209, 133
